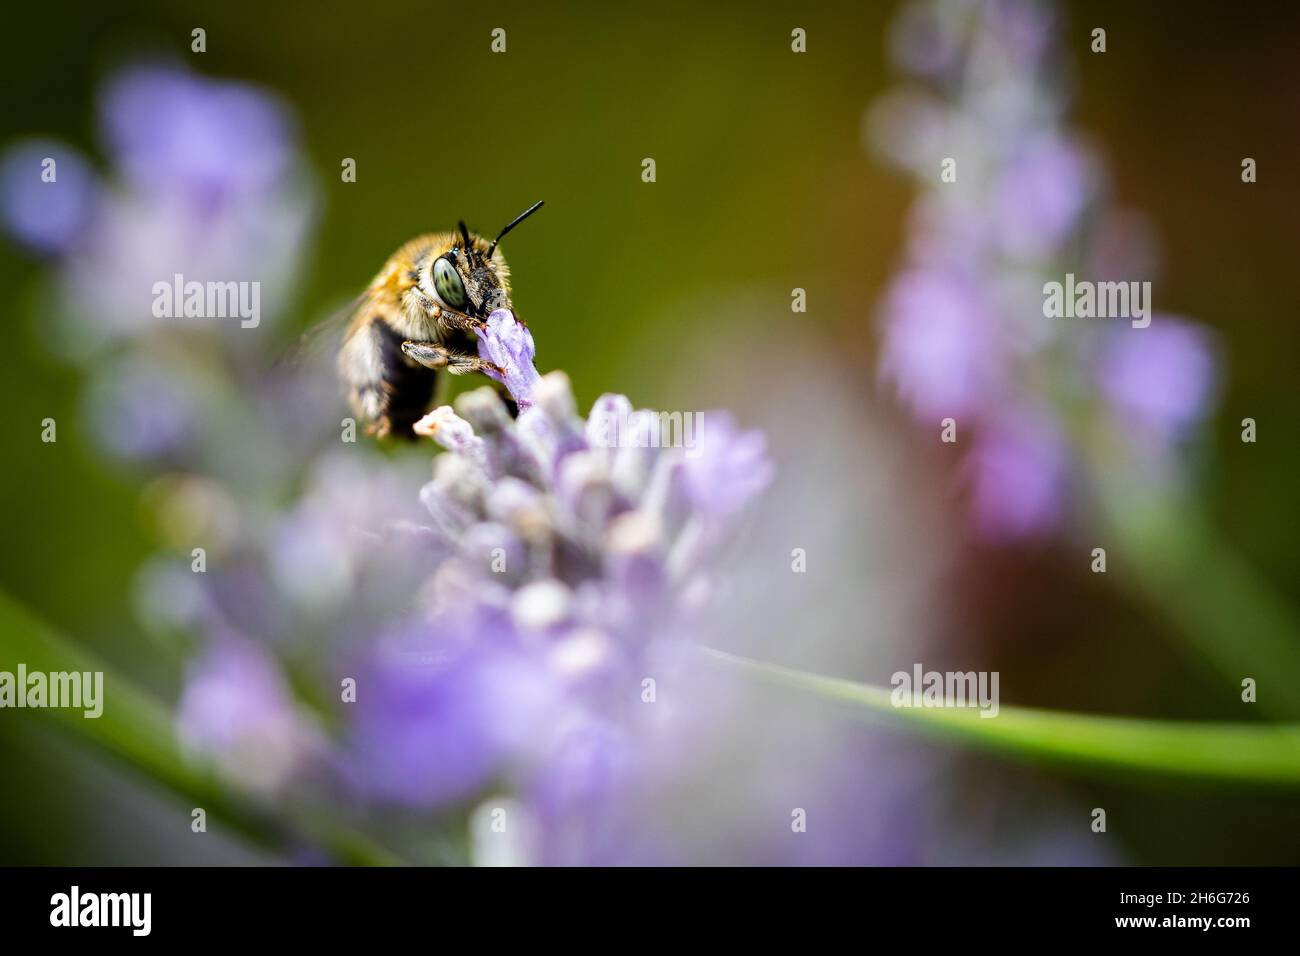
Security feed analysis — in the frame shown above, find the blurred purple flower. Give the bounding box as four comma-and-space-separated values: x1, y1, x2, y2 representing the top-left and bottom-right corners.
525, 718, 637, 865
100, 65, 295, 208
682, 413, 774, 517
986, 0, 1056, 72
85, 356, 199, 461
888, 0, 965, 77
177, 636, 316, 794
347, 637, 556, 808
966, 410, 1069, 541
1097, 317, 1219, 442
871, 0, 1220, 540
0, 139, 99, 254
268, 449, 436, 613
880, 269, 1003, 422
995, 135, 1096, 258
3, 62, 315, 352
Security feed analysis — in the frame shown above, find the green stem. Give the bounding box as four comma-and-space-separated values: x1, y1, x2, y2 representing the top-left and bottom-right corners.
1103, 493, 1300, 719
701, 647, 1300, 787
8, 576, 1299, 865
0, 590, 403, 866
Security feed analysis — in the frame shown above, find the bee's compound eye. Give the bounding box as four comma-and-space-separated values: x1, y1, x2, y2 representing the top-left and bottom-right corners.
432, 256, 468, 310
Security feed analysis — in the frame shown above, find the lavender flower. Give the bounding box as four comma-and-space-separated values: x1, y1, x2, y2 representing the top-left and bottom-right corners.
2, 62, 317, 480
869, 0, 1220, 539
2, 62, 314, 350
341, 367, 771, 823
153, 314, 1109, 864
474, 309, 541, 408
1097, 316, 1219, 443
177, 636, 319, 795
966, 409, 1069, 541
348, 637, 556, 808
84, 355, 200, 461
12, 47, 1110, 866
0, 139, 98, 254
100, 65, 296, 205
879, 268, 1005, 422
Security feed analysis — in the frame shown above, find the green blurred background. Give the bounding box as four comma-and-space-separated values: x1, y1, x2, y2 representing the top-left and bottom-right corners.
1, 0, 1298, 863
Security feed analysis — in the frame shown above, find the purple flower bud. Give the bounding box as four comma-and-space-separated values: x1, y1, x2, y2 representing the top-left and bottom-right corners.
880, 269, 1004, 423
966, 410, 1069, 541
414, 405, 487, 467
1097, 317, 1219, 444
0, 139, 99, 255
681, 413, 773, 518
476, 309, 541, 408
346, 641, 541, 808
994, 135, 1096, 258
100, 64, 295, 205
176, 636, 315, 794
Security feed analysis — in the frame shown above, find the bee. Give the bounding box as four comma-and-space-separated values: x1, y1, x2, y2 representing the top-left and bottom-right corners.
336, 200, 544, 438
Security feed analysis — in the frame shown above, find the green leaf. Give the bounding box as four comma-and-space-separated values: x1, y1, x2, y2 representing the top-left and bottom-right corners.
702, 648, 1300, 786
1105, 493, 1300, 720
0, 590, 404, 866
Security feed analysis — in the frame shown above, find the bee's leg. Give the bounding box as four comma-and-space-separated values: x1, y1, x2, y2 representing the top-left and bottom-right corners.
399, 340, 450, 369
401, 342, 516, 416
401, 342, 504, 378
435, 310, 489, 336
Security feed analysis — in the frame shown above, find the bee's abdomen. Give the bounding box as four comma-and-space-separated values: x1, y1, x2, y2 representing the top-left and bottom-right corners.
340, 315, 436, 440
376, 320, 437, 439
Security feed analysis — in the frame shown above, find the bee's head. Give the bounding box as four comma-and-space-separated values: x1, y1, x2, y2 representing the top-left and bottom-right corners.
427, 227, 509, 317
424, 201, 544, 321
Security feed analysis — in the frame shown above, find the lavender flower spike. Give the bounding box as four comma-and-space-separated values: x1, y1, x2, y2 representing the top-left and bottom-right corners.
346, 372, 773, 832
476, 309, 541, 409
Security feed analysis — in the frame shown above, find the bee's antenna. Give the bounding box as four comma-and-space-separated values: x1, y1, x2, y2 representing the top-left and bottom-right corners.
457, 220, 475, 258
486, 200, 544, 260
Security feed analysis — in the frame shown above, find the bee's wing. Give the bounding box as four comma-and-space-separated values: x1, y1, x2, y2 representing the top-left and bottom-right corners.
259, 293, 372, 443
272, 292, 368, 374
